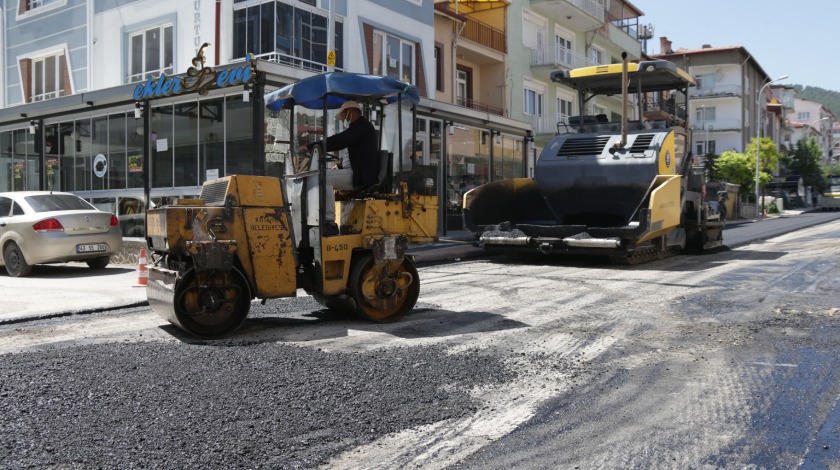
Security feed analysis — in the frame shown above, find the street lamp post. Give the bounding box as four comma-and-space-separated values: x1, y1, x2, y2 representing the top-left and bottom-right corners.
755, 74, 788, 217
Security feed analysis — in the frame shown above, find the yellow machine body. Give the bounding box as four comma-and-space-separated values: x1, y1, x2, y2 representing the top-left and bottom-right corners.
146, 175, 438, 337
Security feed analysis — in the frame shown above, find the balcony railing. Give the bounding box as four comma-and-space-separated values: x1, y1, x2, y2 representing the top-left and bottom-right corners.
689, 85, 742, 98
456, 97, 504, 116
238, 51, 343, 74
531, 45, 598, 69
690, 119, 743, 131
459, 16, 506, 53
569, 0, 605, 22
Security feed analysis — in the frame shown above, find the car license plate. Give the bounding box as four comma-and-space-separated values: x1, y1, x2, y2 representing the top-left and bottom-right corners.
77, 243, 106, 253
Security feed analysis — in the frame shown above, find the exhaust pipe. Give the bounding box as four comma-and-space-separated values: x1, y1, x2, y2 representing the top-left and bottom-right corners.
612, 52, 629, 153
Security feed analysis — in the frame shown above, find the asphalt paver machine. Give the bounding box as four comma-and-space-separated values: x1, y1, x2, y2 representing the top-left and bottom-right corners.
145, 73, 438, 337
463, 56, 724, 263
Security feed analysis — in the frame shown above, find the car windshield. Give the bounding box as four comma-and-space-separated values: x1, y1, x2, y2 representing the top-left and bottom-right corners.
24, 194, 96, 213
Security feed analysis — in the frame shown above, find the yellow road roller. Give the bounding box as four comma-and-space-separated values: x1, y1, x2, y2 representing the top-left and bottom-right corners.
145, 73, 438, 337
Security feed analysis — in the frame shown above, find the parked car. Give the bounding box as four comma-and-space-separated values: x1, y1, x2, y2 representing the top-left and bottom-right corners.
0, 191, 123, 277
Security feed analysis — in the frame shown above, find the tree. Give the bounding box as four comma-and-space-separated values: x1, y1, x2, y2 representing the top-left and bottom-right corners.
784, 136, 826, 193
745, 137, 783, 175
715, 150, 761, 198
714, 137, 781, 200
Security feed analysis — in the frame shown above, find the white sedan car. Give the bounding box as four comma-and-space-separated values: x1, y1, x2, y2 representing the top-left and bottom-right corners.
0, 191, 123, 277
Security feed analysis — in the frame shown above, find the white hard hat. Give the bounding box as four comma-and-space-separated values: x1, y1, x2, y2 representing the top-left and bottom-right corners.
336, 100, 361, 120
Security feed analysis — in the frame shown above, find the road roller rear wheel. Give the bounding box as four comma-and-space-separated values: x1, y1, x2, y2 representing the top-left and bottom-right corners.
173, 268, 251, 338
349, 253, 419, 322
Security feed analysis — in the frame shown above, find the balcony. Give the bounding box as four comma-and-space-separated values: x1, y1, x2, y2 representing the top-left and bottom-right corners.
690, 119, 743, 132
689, 85, 742, 99
247, 51, 342, 74
457, 97, 504, 117
458, 15, 505, 54
531, 45, 597, 69
530, 0, 605, 32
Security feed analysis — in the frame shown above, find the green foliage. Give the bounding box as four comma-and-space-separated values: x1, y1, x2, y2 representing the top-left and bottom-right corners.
830, 161, 840, 176
768, 202, 779, 214
745, 137, 783, 173
783, 136, 826, 193
703, 152, 721, 181
714, 137, 781, 199
794, 85, 840, 118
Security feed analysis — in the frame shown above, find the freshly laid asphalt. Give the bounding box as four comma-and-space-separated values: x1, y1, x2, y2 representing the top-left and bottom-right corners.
2, 209, 838, 324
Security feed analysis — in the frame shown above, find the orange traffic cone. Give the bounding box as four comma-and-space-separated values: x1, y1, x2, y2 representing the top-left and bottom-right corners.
133, 247, 149, 287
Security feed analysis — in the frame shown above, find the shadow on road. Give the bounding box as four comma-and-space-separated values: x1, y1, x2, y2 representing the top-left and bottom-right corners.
157, 306, 527, 345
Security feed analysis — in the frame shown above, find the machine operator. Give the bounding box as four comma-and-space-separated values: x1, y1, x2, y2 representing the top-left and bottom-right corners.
297, 100, 379, 234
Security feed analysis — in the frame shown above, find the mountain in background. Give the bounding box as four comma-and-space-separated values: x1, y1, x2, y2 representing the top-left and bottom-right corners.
794, 85, 840, 118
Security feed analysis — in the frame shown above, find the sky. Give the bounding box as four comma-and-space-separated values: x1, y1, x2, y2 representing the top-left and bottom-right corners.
630, 0, 840, 92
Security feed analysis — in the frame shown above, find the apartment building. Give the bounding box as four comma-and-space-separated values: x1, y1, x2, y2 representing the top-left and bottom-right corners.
653, 40, 781, 157
769, 84, 797, 153
788, 99, 835, 165
512, 0, 644, 147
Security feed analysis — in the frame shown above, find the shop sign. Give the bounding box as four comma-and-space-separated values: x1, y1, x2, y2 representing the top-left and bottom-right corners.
133, 44, 255, 101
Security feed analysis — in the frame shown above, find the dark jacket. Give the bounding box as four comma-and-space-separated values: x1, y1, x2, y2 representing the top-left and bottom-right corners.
315, 117, 379, 188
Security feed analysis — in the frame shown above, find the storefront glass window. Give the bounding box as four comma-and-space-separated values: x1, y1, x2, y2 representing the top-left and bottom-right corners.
446, 124, 489, 230
225, 96, 255, 176
151, 105, 173, 187
0, 132, 11, 192
108, 112, 127, 190
9, 129, 37, 191
58, 121, 75, 192
42, 124, 58, 191
126, 114, 143, 188
91, 116, 108, 191
174, 102, 199, 187
496, 134, 524, 181
200, 98, 225, 183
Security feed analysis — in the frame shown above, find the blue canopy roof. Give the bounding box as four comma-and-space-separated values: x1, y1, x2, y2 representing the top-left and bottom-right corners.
265, 72, 420, 111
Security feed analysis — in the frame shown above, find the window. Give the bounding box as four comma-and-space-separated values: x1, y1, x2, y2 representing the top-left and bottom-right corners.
798, 112, 811, 120
373, 31, 415, 83
0, 197, 11, 216
697, 140, 716, 155
434, 44, 443, 92
524, 88, 543, 116
128, 25, 173, 83
30, 52, 68, 102
696, 106, 716, 125
234, 1, 343, 72
591, 104, 607, 117
522, 12, 546, 50
590, 47, 604, 65
18, 0, 63, 15
456, 69, 468, 106
557, 96, 572, 123
695, 74, 715, 90
554, 33, 572, 66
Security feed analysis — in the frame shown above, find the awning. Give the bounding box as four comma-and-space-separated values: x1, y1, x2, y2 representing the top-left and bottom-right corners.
264, 72, 420, 111
433, 0, 510, 12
